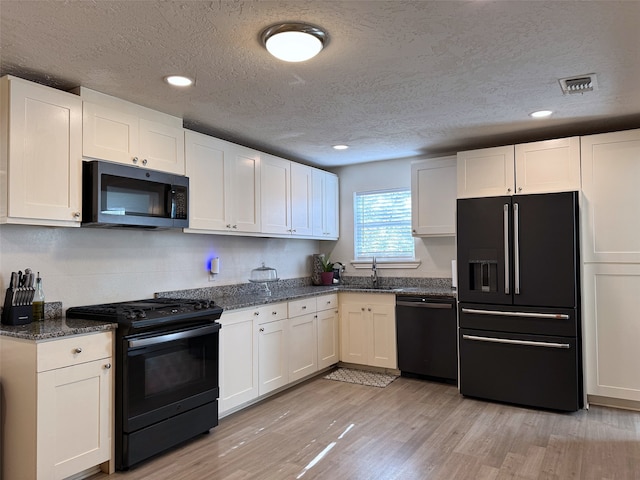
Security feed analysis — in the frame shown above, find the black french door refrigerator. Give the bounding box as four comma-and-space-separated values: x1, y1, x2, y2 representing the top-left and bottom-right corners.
456, 191, 582, 411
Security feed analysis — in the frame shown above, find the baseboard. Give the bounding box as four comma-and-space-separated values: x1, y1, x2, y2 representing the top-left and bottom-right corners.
587, 394, 640, 412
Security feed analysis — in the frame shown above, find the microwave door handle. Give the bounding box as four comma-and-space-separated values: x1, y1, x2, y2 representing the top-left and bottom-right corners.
504, 203, 510, 295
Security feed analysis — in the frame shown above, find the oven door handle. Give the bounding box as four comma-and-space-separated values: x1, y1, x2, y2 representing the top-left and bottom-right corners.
396, 301, 453, 309
461, 308, 570, 320
462, 334, 570, 349
128, 324, 220, 348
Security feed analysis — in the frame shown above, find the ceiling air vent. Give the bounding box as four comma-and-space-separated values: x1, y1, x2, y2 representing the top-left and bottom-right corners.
558, 74, 598, 94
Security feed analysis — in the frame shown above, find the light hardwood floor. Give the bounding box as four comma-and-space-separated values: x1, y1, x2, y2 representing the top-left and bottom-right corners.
93, 374, 640, 480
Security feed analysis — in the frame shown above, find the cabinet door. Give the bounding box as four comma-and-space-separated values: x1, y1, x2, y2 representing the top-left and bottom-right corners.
457, 145, 515, 198
38, 358, 112, 480
184, 131, 229, 231
82, 101, 139, 165
219, 310, 259, 414
289, 313, 318, 381
2, 76, 82, 226
581, 129, 640, 263
340, 303, 368, 365
138, 119, 185, 175
261, 155, 291, 235
368, 304, 397, 369
583, 263, 640, 402
290, 162, 313, 236
317, 307, 339, 369
258, 318, 289, 395
229, 144, 261, 233
312, 169, 339, 239
411, 156, 456, 236
514, 137, 580, 195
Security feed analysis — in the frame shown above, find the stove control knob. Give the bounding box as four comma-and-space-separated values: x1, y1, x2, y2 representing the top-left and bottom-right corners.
125, 310, 136, 320
137, 310, 147, 318
194, 303, 202, 310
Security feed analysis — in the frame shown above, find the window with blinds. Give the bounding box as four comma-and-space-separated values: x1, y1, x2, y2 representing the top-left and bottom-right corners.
354, 188, 414, 260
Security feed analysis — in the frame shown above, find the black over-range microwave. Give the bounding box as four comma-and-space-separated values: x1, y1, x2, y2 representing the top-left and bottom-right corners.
82, 160, 189, 229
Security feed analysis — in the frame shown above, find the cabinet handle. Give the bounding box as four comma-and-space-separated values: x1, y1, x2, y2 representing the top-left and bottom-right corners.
132, 157, 139, 164
104, 363, 112, 369
142, 159, 148, 166
74, 347, 82, 354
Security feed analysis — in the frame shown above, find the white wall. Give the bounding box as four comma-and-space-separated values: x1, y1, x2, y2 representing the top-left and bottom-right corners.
326, 157, 456, 279
0, 224, 318, 308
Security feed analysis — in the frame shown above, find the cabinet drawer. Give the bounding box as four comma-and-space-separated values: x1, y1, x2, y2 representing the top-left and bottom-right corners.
288, 297, 316, 318
255, 302, 287, 322
316, 294, 338, 312
37, 331, 113, 372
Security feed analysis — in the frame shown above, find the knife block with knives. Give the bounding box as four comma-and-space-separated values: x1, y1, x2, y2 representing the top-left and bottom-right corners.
1, 269, 36, 326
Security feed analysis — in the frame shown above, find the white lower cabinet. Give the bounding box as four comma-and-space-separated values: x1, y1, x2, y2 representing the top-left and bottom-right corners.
583, 264, 640, 404
0, 331, 114, 480
218, 308, 259, 414
288, 312, 318, 382
316, 294, 339, 369
258, 317, 289, 395
339, 293, 397, 369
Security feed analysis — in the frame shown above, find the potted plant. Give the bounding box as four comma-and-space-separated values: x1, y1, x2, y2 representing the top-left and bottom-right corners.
320, 256, 335, 285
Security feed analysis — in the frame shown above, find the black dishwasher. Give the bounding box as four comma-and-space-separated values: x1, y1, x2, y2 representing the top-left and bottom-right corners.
396, 296, 457, 382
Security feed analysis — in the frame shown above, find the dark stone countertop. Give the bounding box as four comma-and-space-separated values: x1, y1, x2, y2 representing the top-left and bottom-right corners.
0, 317, 117, 341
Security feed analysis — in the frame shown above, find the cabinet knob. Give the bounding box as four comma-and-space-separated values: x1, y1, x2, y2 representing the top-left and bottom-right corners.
302, 306, 307, 310
507, 188, 512, 193
232, 225, 238, 229
104, 363, 112, 369
254, 311, 260, 316
74, 347, 82, 354
260, 327, 265, 332
73, 212, 81, 219
361, 308, 365, 311
272, 311, 277, 315
132, 157, 139, 164
518, 187, 522, 192
368, 308, 372, 312
142, 159, 148, 166
226, 224, 232, 229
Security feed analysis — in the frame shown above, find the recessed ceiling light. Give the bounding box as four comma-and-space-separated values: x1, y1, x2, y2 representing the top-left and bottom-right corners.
530, 110, 553, 118
332, 144, 349, 150
164, 75, 193, 87
261, 23, 327, 62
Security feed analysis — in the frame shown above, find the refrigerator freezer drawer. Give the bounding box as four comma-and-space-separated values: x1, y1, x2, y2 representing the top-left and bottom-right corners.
459, 303, 577, 337
459, 328, 582, 411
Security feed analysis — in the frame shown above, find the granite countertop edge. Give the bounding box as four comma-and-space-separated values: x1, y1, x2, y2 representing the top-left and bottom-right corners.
0, 318, 117, 341
213, 285, 457, 312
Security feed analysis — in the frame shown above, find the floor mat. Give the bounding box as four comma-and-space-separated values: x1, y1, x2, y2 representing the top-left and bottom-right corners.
323, 367, 399, 388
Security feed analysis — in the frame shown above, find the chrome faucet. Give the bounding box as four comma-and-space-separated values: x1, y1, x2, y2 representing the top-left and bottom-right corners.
371, 256, 378, 288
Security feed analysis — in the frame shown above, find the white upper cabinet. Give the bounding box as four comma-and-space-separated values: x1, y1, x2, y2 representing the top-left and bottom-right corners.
514, 137, 580, 194
184, 131, 261, 234
581, 128, 640, 264
457, 137, 580, 198
77, 87, 185, 174
457, 145, 515, 198
411, 156, 456, 236
0, 75, 83, 227
312, 169, 339, 239
261, 155, 313, 237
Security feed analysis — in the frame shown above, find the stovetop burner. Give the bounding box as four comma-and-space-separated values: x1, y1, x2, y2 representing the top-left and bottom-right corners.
66, 297, 223, 331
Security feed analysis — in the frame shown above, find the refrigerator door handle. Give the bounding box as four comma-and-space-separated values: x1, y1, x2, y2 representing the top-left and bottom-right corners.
503, 203, 510, 295
462, 334, 571, 349
513, 202, 520, 295
461, 307, 570, 320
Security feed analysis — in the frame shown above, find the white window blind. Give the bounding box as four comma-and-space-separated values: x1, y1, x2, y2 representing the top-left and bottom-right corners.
354, 188, 414, 259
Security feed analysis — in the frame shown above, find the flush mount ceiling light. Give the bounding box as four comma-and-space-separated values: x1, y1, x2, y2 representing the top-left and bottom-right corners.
530, 110, 553, 118
332, 144, 349, 150
261, 23, 327, 62
164, 75, 193, 87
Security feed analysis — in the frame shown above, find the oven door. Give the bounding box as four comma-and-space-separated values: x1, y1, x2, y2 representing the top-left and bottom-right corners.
122, 323, 220, 433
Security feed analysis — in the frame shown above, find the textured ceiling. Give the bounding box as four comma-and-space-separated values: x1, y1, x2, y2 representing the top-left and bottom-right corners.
1, 0, 640, 167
